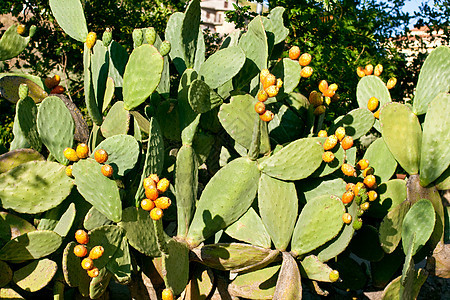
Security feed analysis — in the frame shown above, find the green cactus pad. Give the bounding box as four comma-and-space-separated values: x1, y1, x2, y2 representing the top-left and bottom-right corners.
436, 167, 450, 190
166, 12, 187, 74
87, 225, 124, 270
52, 202, 76, 237
192, 132, 215, 165
181, 0, 200, 68
357, 75, 391, 109
123, 44, 163, 110
188, 79, 223, 114
218, 94, 270, 154
108, 41, 128, 88
102, 77, 114, 112
291, 195, 345, 256
316, 200, 358, 262
175, 145, 198, 237
380, 103, 422, 175
419, 93, 450, 186
363, 138, 397, 183
228, 264, 280, 300
258, 174, 298, 251
329, 108, 375, 140
89, 268, 112, 299
413, 46, 450, 115
91, 134, 139, 176
186, 157, 260, 247
0, 149, 44, 173
153, 34, 171, 95
0, 161, 73, 214
0, 212, 35, 243
259, 137, 323, 181
0, 76, 47, 104
162, 239, 190, 295
72, 158, 122, 222
37, 96, 75, 164
0, 260, 12, 288
187, 266, 214, 300
402, 199, 435, 256
350, 225, 384, 261
178, 69, 201, 145
267, 104, 305, 146
49, 0, 88, 42
311, 138, 346, 177
13, 258, 57, 292
0, 25, 32, 61
300, 255, 334, 282
298, 177, 347, 204
91, 41, 108, 110
84, 207, 112, 231
134, 118, 164, 203
224, 207, 271, 249
192, 243, 278, 272
119, 207, 160, 257
369, 179, 407, 218
106, 235, 131, 284
265, 7, 289, 45
0, 230, 62, 262
0, 287, 25, 299
379, 201, 410, 254
84, 45, 103, 126
381, 269, 427, 300
273, 252, 302, 299
10, 111, 30, 150
271, 58, 301, 94
37, 200, 71, 231
62, 242, 90, 295
199, 46, 246, 89
100, 101, 130, 138
56, 94, 89, 144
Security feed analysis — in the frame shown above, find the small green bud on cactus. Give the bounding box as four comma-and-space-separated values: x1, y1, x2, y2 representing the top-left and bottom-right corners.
353, 218, 363, 230
18, 83, 29, 100
102, 28, 112, 47
145, 27, 156, 45
159, 41, 171, 56
29, 25, 36, 37
132, 28, 143, 47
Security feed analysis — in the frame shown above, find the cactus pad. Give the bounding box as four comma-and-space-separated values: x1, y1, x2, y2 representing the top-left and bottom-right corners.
0, 287, 25, 299
259, 138, 323, 181
188, 79, 223, 114
87, 225, 124, 270
258, 174, 298, 251
37, 96, 74, 164
0, 149, 43, 173
0, 212, 35, 242
0, 260, 11, 288
291, 195, 344, 256
91, 134, 139, 176
106, 235, 131, 284
101, 101, 130, 138
13, 259, 57, 292
329, 108, 375, 140
49, 0, 88, 42
0, 76, 47, 104
363, 138, 397, 183
273, 252, 302, 299
89, 268, 112, 299
165, 12, 188, 74
228, 264, 280, 299
380, 103, 422, 175
52, 202, 76, 237
72, 158, 122, 222
379, 201, 410, 254
0, 25, 32, 61
300, 255, 335, 282
62, 242, 90, 295
0, 161, 73, 214
162, 239, 190, 295
271, 58, 301, 94
123, 44, 163, 110
381, 269, 427, 300
311, 138, 346, 177
0, 230, 62, 262
369, 179, 407, 218
186, 157, 260, 247
84, 207, 113, 231
265, 7, 289, 44
298, 177, 347, 204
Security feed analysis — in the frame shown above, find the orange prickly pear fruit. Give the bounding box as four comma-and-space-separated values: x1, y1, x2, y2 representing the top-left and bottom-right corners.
154, 197, 172, 210
368, 190, 378, 201
354, 182, 365, 196
255, 101, 266, 115
364, 64, 373, 75
364, 174, 377, 189
318, 80, 328, 93
373, 110, 380, 119
81, 257, 94, 270
76, 143, 89, 159
149, 174, 160, 183
87, 267, 99, 278
75, 229, 89, 244
313, 105, 326, 115
323, 88, 335, 98
64, 148, 79, 162
162, 288, 174, 300
387, 77, 397, 89
367, 96, 379, 112
342, 213, 352, 224
345, 182, 355, 191
73, 245, 88, 257
329, 83, 338, 91
65, 165, 73, 177
335, 127, 346, 141
143, 177, 157, 189
362, 167, 374, 177
257, 89, 269, 102
45, 74, 61, 90
323, 135, 338, 150
145, 187, 159, 201
51, 85, 65, 94
318, 130, 328, 137
374, 64, 383, 76
260, 69, 270, 83
300, 66, 313, 78
341, 163, 356, 177
141, 198, 155, 211
260, 110, 274, 122
341, 136, 353, 150
101, 164, 113, 177
299, 53, 312, 66
329, 270, 340, 282
322, 151, 335, 163
86, 32, 97, 49
16, 24, 26, 35
94, 149, 108, 164
157, 178, 170, 193
360, 202, 370, 211
89, 246, 105, 260
265, 85, 279, 98
276, 78, 283, 89
150, 207, 163, 221
342, 190, 355, 204
309, 91, 323, 107
262, 74, 276, 90
356, 66, 366, 78
289, 46, 301, 60
356, 159, 369, 170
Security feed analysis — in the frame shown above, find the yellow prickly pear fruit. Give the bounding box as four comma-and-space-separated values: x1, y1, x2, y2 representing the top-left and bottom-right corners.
257, 89, 269, 102
63, 148, 79, 162
368, 190, 378, 201
317, 130, 328, 137
323, 88, 335, 98
341, 136, 353, 150
341, 163, 356, 177
162, 288, 174, 300
300, 66, 313, 78
309, 91, 323, 107
16, 24, 26, 35
364, 64, 373, 75
154, 197, 172, 210
318, 80, 328, 94
335, 127, 346, 141
260, 69, 270, 83
276, 78, 283, 89
367, 96, 379, 112
387, 77, 397, 89
150, 207, 163, 221
265, 85, 279, 98
157, 178, 170, 193
260, 110, 274, 122
313, 105, 326, 115
342, 213, 352, 224
65, 165, 73, 177
325, 97, 331, 106
356, 159, 369, 170
323, 135, 338, 150
356, 66, 366, 78
322, 151, 335, 163
254, 101, 266, 115
86, 32, 97, 49
374, 110, 380, 119
76, 143, 89, 159
329, 270, 340, 282
329, 83, 338, 91
263, 74, 276, 90
374, 64, 383, 76
299, 53, 312, 66
289, 46, 300, 60
89, 246, 105, 260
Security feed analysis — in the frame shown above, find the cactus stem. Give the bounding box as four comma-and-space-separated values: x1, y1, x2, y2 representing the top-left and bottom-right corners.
153, 219, 169, 255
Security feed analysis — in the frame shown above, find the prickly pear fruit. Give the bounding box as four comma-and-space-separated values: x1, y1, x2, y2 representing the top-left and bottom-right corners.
141, 199, 155, 211
354, 182, 365, 196
162, 288, 174, 300
145, 27, 156, 45
145, 187, 159, 201
74, 245, 88, 257
159, 41, 171, 56
18, 83, 29, 100
102, 28, 112, 47
45, 75, 60, 90
322, 151, 335, 163
373, 110, 380, 119
341, 136, 353, 150
260, 69, 270, 83
323, 88, 335, 98
387, 77, 397, 89
65, 165, 73, 177
342, 213, 352, 224
81, 257, 94, 270
132, 28, 144, 47
299, 53, 312, 66
257, 89, 269, 102
300, 66, 313, 78
143, 178, 157, 189
51, 85, 66, 94
323, 135, 338, 150
17, 24, 26, 35
329, 83, 338, 91
75, 230, 89, 244
265, 85, 279, 98
254, 101, 266, 115
318, 80, 328, 94
309, 91, 323, 107
149, 174, 160, 183
259, 110, 274, 122
157, 178, 170, 193
89, 246, 104, 260
86, 32, 97, 49
356, 159, 369, 170
346, 182, 355, 191
318, 130, 328, 137
364, 64, 373, 75
341, 163, 356, 177
368, 190, 377, 201
360, 202, 370, 211
342, 190, 355, 204
356, 67, 366, 78
101, 164, 113, 177
263, 74, 276, 90
150, 207, 163, 220
363, 175, 377, 189
289, 46, 300, 60
325, 96, 331, 106
353, 218, 362, 230
329, 270, 340, 282
154, 197, 171, 210
314, 105, 326, 115
94, 149, 108, 164
335, 127, 346, 141
64, 148, 79, 162
367, 96, 379, 112
374, 64, 383, 76
276, 78, 283, 89
76, 143, 89, 159
362, 167, 374, 177
87, 267, 99, 278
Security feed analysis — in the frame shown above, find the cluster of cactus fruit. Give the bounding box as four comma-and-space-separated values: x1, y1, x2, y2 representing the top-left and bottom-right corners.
0, 0, 448, 299
356, 63, 397, 90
